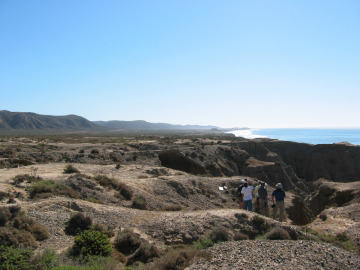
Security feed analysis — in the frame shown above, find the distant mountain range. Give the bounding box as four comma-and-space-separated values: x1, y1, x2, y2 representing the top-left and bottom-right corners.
93, 120, 218, 130
0, 110, 221, 134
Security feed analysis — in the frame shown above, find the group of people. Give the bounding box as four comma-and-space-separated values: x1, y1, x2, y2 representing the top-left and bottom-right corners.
237, 179, 286, 222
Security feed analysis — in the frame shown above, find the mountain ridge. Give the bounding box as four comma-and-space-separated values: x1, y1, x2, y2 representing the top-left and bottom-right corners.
0, 110, 221, 133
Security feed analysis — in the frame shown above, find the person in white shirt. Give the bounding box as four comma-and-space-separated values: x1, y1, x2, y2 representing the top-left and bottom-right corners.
241, 182, 254, 211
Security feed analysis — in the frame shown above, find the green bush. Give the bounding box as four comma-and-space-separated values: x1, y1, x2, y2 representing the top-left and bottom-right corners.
65, 213, 92, 236
71, 230, 112, 257
51, 256, 119, 270
29, 180, 55, 199
131, 197, 147, 210
31, 248, 58, 270
192, 237, 214, 250
114, 230, 141, 255
265, 227, 291, 240
64, 165, 80, 174
0, 245, 34, 270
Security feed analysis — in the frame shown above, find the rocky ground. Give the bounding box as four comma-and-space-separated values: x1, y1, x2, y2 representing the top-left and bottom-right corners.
186, 240, 360, 270
1, 134, 360, 269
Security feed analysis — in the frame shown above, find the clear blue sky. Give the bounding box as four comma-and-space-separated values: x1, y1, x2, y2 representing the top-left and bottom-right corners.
1, 0, 359, 128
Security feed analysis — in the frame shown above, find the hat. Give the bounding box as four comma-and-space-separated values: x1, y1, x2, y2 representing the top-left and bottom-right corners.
276, 183, 282, 188
241, 180, 246, 183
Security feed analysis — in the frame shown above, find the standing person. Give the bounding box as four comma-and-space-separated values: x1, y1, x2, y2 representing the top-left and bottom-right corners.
271, 183, 286, 222
258, 182, 269, 216
241, 181, 254, 211
237, 180, 246, 209
253, 182, 260, 212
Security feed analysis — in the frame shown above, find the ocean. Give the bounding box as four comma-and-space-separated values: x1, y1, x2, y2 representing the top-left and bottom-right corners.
228, 128, 360, 146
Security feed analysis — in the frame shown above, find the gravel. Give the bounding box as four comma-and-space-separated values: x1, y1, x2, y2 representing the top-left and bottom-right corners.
186, 240, 360, 270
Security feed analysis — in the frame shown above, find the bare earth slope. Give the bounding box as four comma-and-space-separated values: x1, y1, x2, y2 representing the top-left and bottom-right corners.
1, 135, 360, 269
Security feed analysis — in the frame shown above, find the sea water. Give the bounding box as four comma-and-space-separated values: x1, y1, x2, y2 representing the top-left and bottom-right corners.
229, 128, 360, 146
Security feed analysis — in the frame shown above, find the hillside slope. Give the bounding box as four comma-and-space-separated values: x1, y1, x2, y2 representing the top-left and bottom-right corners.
0, 110, 103, 131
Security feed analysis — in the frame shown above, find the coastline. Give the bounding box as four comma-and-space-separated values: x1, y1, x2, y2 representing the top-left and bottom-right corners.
227, 128, 360, 146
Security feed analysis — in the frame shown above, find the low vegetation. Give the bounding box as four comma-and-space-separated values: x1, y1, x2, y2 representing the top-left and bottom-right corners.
65, 213, 93, 236
29, 180, 80, 199
265, 227, 291, 240
131, 196, 147, 210
0, 206, 49, 249
64, 164, 80, 174
301, 227, 358, 252
70, 230, 112, 257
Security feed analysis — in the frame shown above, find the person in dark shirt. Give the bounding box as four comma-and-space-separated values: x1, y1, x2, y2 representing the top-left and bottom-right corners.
257, 182, 269, 216
271, 183, 286, 222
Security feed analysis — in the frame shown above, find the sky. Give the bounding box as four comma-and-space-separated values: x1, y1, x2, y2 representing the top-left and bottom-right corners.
1, 0, 359, 128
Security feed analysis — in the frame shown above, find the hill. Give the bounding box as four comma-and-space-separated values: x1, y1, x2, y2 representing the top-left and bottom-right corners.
93, 120, 219, 130
0, 110, 103, 133
0, 111, 221, 134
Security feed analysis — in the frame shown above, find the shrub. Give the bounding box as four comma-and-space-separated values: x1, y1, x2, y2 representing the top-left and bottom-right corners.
12, 216, 49, 241
336, 232, 350, 242
91, 223, 115, 238
149, 249, 211, 270
0, 191, 11, 201
29, 180, 55, 199
234, 232, 249, 241
51, 256, 119, 270
31, 248, 59, 270
93, 175, 117, 189
55, 184, 80, 199
64, 165, 80, 174
90, 149, 99, 154
71, 230, 112, 257
127, 244, 160, 265
162, 205, 183, 211
65, 213, 92, 236
251, 215, 271, 235
116, 183, 133, 201
12, 174, 41, 186
319, 213, 327, 221
265, 227, 291, 240
8, 205, 22, 217
209, 227, 230, 243
0, 245, 34, 270
0, 207, 11, 226
234, 213, 248, 222
0, 227, 38, 249
192, 237, 213, 250
131, 197, 147, 210
114, 230, 141, 255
